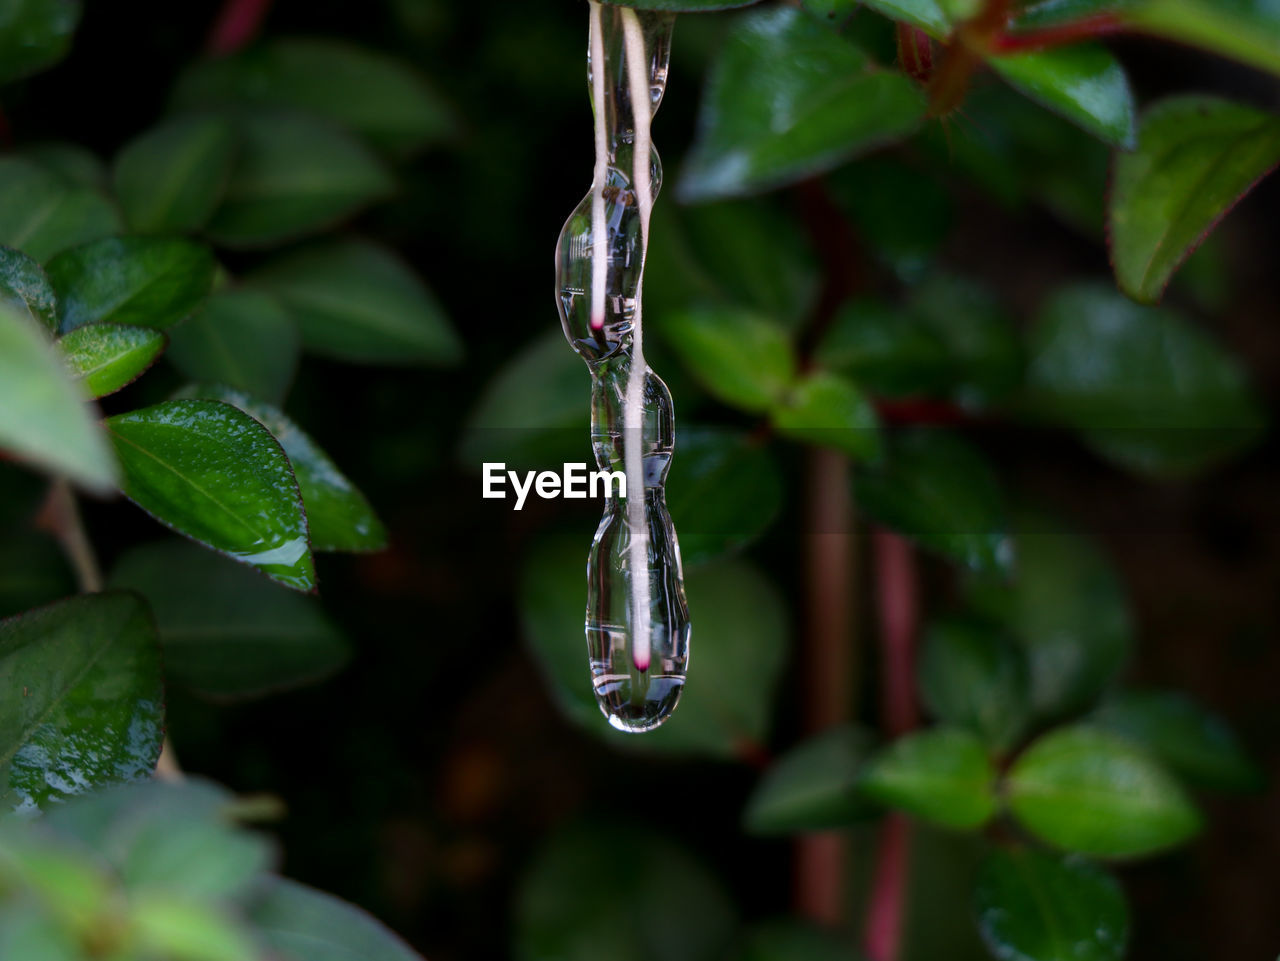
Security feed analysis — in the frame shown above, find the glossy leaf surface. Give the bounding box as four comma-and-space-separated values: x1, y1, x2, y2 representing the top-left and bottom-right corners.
0, 246, 58, 332
657, 307, 795, 413
989, 45, 1136, 147
859, 727, 998, 830
57, 323, 166, 398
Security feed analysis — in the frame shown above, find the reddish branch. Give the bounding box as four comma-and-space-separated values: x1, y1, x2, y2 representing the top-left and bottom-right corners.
993, 14, 1125, 52
207, 0, 273, 55
896, 25, 934, 85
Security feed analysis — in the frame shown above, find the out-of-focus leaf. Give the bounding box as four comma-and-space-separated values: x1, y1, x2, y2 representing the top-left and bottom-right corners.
105, 400, 315, 592
0, 246, 57, 332
251, 877, 426, 961
111, 540, 349, 699
815, 298, 951, 398
1007, 725, 1202, 857
666, 428, 783, 568
800, 0, 859, 23
172, 38, 455, 157
0, 532, 74, 618
249, 238, 461, 365
974, 847, 1129, 961
515, 822, 737, 961
0, 304, 116, 491
863, 0, 951, 36
771, 371, 881, 460
918, 618, 1030, 753
600, 0, 760, 8
858, 430, 1012, 575
735, 921, 863, 961
179, 384, 386, 553
57, 323, 166, 398
47, 236, 216, 332
129, 892, 258, 961
0, 0, 82, 85
860, 727, 998, 830
989, 45, 1136, 147
1109, 96, 1280, 304
205, 111, 394, 248
113, 115, 238, 234
969, 509, 1130, 721
1013, 0, 1130, 32
1026, 283, 1264, 477
167, 289, 299, 404
743, 724, 877, 834
0, 592, 163, 813
656, 307, 794, 413
678, 7, 925, 201
0, 158, 121, 263
21, 142, 106, 189
1092, 689, 1264, 792
0, 905, 80, 961
1126, 0, 1280, 78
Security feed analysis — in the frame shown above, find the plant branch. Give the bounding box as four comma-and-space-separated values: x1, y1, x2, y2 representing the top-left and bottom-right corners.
41, 480, 103, 593
994, 15, 1125, 52
207, 0, 273, 55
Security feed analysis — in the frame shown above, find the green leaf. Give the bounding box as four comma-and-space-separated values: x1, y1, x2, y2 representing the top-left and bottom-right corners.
0, 0, 82, 84
172, 38, 455, 157
1109, 96, 1280, 303
918, 618, 1030, 753
815, 298, 951, 398
0, 158, 121, 263
735, 921, 863, 961
248, 238, 461, 366
678, 7, 926, 201
1125, 0, 1280, 78
47, 236, 217, 332
1007, 725, 1202, 857
859, 727, 998, 830
0, 245, 58, 332
0, 905, 81, 961
129, 893, 258, 961
656, 307, 795, 413
21, 141, 106, 189
743, 724, 877, 834
113, 115, 238, 234
858, 430, 1012, 575
515, 823, 737, 961
771, 371, 881, 460
251, 877, 426, 961
1092, 689, 1264, 792
862, 0, 951, 37
57, 323, 166, 398
205, 111, 394, 248
179, 384, 386, 553
968, 507, 1131, 721
601, 0, 759, 8
0, 592, 163, 813
0, 304, 117, 491
1026, 283, 1264, 477
167, 289, 299, 404
1013, 0, 1129, 32
105, 399, 315, 592
666, 428, 783, 568
0, 532, 74, 618
973, 848, 1129, 961
111, 540, 349, 699
988, 44, 1136, 147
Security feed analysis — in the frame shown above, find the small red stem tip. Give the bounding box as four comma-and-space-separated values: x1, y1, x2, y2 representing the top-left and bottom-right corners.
207, 0, 273, 56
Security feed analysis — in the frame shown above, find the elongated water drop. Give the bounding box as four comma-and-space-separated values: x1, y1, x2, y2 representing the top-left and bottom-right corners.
555, 1, 690, 733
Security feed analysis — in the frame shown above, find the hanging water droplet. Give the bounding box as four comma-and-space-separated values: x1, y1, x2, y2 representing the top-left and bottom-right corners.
555, 1, 689, 733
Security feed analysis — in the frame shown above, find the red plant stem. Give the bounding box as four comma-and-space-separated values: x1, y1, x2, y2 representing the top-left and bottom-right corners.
993, 15, 1125, 52
876, 398, 973, 427
863, 529, 921, 961
896, 24, 934, 85
207, 0, 273, 55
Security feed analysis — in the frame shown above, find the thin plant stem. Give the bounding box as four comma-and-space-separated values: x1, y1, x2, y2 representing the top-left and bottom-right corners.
42, 479, 103, 593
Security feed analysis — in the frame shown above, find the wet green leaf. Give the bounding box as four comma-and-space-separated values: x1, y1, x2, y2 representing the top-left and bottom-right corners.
1007, 725, 1202, 857
111, 540, 349, 700
918, 618, 1030, 753
249, 238, 461, 366
206, 111, 394, 248
858, 430, 1012, 575
251, 877, 426, 961
113, 115, 238, 234
657, 307, 795, 413
515, 823, 736, 961
0, 592, 163, 813
105, 399, 315, 592
860, 727, 998, 830
1092, 689, 1264, 792
0, 246, 57, 332
1109, 96, 1280, 304
1026, 283, 1264, 477
180, 384, 386, 553
0, 532, 74, 618
815, 298, 951, 398
57, 323, 166, 398
167, 289, 299, 404
1126, 0, 1280, 78
863, 0, 951, 36
0, 0, 82, 84
0, 304, 117, 491
974, 848, 1129, 961
0, 158, 121, 263
989, 44, 1136, 147
173, 38, 455, 157
666, 428, 783, 568
771, 371, 881, 460
735, 921, 863, 961
47, 236, 216, 332
678, 7, 925, 201
743, 724, 877, 834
